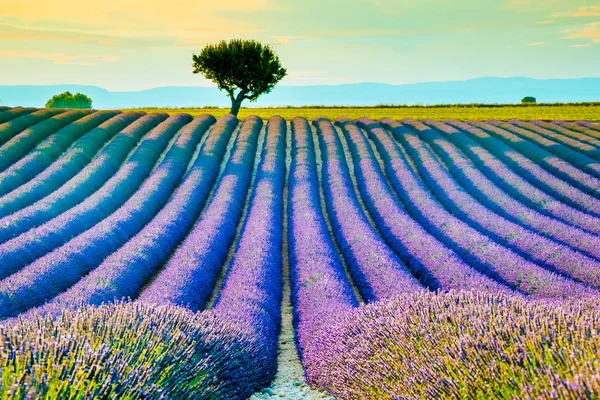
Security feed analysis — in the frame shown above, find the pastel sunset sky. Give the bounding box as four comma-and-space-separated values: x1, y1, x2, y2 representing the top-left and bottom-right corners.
0, 0, 598, 90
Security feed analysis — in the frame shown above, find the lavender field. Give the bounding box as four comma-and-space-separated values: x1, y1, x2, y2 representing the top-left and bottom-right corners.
1, 107, 600, 399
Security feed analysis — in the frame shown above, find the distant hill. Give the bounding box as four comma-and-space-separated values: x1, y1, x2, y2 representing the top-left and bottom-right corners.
1, 77, 600, 108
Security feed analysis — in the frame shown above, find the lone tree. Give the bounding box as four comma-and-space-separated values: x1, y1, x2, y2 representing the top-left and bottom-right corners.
192, 39, 287, 116
521, 96, 537, 104
46, 92, 93, 109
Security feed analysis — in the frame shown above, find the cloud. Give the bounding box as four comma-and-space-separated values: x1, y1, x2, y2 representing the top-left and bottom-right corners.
554, 5, 600, 17
524, 41, 544, 46
536, 20, 555, 24
572, 43, 592, 47
562, 22, 600, 42
0, 33, 114, 45
0, 50, 119, 65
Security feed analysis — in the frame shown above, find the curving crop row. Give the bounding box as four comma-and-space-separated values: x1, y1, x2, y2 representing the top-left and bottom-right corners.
469, 120, 600, 198
512, 119, 600, 160
554, 120, 600, 140
0, 107, 36, 124
444, 120, 600, 217
374, 118, 599, 294
211, 116, 288, 397
36, 114, 236, 313
576, 120, 600, 133
313, 117, 422, 301
0, 109, 89, 172
336, 118, 507, 293
489, 120, 600, 180
0, 110, 121, 196
0, 115, 212, 318
0, 114, 189, 280
0, 113, 160, 240
403, 119, 600, 262
0, 109, 64, 147
287, 116, 358, 362
424, 119, 600, 234
533, 120, 600, 148
138, 116, 262, 311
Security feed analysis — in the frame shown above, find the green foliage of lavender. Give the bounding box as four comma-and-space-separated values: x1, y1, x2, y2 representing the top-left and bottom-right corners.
306, 291, 600, 399
0, 302, 261, 399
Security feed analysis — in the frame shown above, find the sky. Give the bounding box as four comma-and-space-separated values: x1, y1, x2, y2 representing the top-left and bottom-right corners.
0, 0, 598, 91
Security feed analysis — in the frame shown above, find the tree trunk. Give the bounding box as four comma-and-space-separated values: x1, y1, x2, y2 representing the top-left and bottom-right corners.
230, 98, 243, 116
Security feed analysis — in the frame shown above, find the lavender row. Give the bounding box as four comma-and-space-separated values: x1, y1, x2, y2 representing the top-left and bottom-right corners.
469, 120, 600, 198
336, 118, 507, 293
313, 118, 422, 301
287, 116, 358, 362
379, 119, 600, 293
363, 119, 590, 297
512, 119, 600, 160
0, 113, 160, 240
211, 116, 287, 395
0, 114, 188, 280
0, 109, 63, 147
0, 110, 120, 196
576, 120, 600, 133
0, 115, 212, 318
444, 120, 600, 217
488, 120, 600, 180
0, 107, 36, 125
555, 120, 600, 140
36, 115, 234, 313
139, 116, 262, 310
424, 119, 600, 234
533, 120, 600, 148
402, 119, 600, 262
0, 109, 89, 172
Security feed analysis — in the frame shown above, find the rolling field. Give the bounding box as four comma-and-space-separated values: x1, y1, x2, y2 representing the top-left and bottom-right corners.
1, 106, 600, 398
123, 103, 600, 121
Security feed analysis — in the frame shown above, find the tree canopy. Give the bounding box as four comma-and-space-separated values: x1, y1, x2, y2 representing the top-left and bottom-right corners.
46, 92, 93, 109
521, 96, 537, 104
192, 39, 287, 115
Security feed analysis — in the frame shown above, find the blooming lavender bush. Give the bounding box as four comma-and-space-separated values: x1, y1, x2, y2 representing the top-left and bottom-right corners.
305, 291, 600, 399
1, 302, 268, 399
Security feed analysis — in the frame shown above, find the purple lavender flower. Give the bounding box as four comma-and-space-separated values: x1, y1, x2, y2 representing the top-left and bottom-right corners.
139, 116, 262, 310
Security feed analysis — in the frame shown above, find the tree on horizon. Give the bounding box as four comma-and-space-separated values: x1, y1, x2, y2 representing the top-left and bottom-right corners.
192, 39, 287, 116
